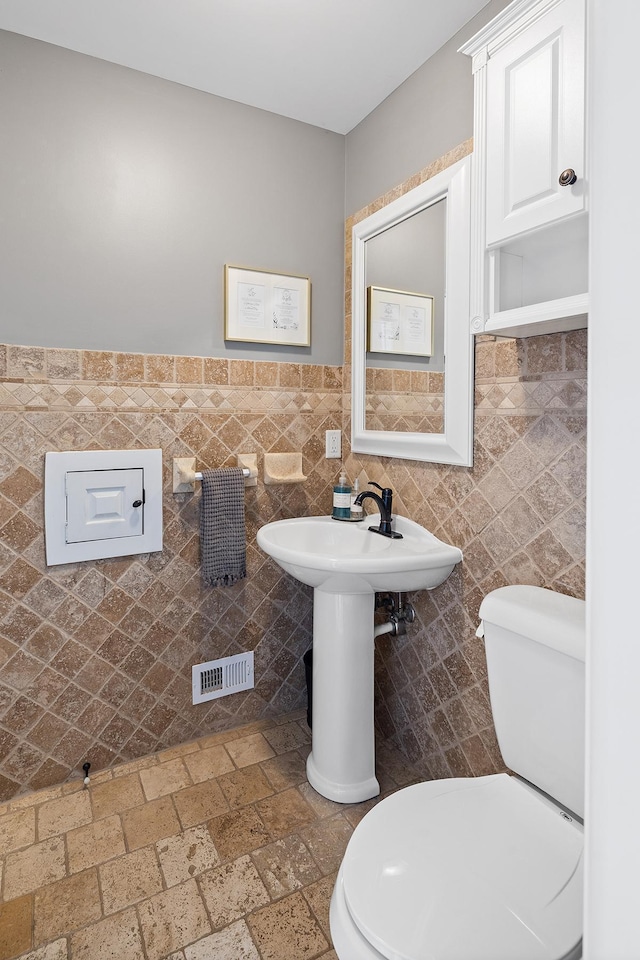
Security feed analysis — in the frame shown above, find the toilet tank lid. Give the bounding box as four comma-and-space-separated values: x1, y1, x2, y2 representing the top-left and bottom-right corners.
479, 586, 585, 662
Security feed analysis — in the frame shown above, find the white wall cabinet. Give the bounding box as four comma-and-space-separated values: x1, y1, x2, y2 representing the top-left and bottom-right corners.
44, 449, 163, 565
461, 0, 588, 338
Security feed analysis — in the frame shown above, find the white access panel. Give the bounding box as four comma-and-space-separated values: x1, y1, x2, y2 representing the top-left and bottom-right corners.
65, 468, 144, 543
44, 449, 163, 565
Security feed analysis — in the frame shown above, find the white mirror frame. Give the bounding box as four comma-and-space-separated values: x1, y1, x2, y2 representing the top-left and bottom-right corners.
351, 155, 473, 465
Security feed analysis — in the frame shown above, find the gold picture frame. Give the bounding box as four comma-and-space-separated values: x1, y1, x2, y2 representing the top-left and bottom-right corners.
367, 285, 434, 357
224, 265, 311, 347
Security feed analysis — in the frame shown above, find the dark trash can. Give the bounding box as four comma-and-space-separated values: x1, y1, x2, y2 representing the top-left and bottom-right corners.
303, 648, 313, 728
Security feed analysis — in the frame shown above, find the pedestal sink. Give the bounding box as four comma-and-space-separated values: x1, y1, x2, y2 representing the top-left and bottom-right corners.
257, 514, 462, 803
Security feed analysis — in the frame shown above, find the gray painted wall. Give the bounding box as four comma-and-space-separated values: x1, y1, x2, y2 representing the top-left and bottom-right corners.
0, 31, 345, 364
345, 0, 510, 215
1, 4, 510, 365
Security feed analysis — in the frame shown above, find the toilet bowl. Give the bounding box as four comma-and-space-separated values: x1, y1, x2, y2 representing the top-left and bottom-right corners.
330, 585, 586, 960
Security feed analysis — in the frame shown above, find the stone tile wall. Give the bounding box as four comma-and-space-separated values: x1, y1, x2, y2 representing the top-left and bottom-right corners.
0, 345, 342, 801
0, 133, 588, 800
345, 331, 587, 779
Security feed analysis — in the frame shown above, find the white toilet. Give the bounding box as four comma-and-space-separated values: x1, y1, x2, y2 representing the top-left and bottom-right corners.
330, 585, 585, 960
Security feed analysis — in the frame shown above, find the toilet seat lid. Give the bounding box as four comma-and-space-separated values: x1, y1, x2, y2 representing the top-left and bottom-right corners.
342, 773, 583, 960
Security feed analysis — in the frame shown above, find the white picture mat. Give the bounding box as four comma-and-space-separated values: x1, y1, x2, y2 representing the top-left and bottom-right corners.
367, 286, 434, 356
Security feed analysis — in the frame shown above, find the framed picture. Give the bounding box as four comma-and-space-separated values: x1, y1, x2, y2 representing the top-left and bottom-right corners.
367, 285, 434, 357
224, 265, 311, 347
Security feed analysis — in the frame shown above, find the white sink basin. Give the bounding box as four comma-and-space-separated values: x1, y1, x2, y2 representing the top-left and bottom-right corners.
257, 513, 462, 593
257, 512, 463, 804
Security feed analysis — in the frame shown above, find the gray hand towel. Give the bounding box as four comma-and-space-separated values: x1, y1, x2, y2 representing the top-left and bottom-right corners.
200, 467, 246, 587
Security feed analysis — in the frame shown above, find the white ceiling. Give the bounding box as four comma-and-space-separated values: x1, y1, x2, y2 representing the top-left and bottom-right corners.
0, 0, 490, 134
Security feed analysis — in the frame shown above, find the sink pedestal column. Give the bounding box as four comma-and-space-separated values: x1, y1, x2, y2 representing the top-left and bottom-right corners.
306, 585, 380, 803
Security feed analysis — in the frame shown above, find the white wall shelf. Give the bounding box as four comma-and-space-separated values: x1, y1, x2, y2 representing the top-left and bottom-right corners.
484, 293, 589, 339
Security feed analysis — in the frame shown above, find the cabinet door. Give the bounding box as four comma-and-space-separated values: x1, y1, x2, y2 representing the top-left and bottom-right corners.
485, 0, 585, 246
65, 468, 144, 543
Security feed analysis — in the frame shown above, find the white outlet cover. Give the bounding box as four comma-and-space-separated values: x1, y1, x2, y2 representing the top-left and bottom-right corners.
325, 429, 342, 458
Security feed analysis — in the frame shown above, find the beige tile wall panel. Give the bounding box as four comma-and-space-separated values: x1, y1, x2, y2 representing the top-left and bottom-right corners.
0, 347, 342, 801
0, 334, 586, 801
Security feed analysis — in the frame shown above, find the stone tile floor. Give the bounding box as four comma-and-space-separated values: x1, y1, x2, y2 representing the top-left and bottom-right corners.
0, 710, 420, 959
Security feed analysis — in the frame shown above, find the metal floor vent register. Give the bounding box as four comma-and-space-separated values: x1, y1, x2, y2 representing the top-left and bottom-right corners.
192, 652, 254, 704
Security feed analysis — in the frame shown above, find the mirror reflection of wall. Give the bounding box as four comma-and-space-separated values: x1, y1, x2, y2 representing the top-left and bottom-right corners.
364, 198, 446, 434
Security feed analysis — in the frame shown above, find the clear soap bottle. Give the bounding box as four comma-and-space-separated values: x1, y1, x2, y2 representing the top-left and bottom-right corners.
350, 478, 363, 521
332, 471, 351, 520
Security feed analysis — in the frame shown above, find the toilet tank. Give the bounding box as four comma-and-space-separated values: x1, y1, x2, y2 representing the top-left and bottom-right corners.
479, 585, 586, 818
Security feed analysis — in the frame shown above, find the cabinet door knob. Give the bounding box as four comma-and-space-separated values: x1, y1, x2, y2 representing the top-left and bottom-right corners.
132, 499, 143, 508
559, 168, 578, 186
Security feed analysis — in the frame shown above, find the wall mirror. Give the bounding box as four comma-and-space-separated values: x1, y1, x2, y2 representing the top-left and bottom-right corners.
351, 154, 474, 465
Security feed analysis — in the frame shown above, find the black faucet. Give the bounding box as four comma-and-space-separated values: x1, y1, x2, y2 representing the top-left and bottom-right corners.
354, 482, 403, 539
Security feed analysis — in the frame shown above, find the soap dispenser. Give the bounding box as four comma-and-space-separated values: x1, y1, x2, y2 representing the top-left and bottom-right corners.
350, 478, 363, 521
332, 471, 351, 520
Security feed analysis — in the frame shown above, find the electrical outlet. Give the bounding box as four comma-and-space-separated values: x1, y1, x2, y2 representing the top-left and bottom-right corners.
325, 429, 341, 459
